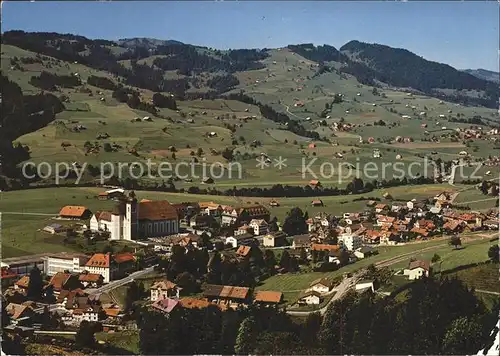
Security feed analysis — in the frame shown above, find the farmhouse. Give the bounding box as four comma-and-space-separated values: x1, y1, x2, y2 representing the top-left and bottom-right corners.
253, 291, 283, 307
203, 284, 250, 309
308, 278, 334, 294
403, 260, 431, 280
90, 192, 179, 240
150, 279, 181, 301
298, 290, 322, 305
59, 206, 92, 219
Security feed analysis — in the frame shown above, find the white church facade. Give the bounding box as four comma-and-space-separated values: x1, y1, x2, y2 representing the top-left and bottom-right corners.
90, 193, 179, 240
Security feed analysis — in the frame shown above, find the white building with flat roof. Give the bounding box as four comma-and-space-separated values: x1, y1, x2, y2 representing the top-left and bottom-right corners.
338, 233, 362, 251
43, 253, 89, 276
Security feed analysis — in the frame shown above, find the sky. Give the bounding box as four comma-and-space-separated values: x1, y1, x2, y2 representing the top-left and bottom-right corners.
2, 1, 499, 71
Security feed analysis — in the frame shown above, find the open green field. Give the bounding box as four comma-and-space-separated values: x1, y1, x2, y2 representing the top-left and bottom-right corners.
0, 184, 457, 258
444, 262, 500, 293
4, 44, 499, 190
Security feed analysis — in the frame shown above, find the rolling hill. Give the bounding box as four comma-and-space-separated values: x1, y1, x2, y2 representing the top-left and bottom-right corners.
462, 69, 499, 83
1, 30, 499, 191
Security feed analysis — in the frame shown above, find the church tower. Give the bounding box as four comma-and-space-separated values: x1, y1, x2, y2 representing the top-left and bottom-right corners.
123, 191, 138, 240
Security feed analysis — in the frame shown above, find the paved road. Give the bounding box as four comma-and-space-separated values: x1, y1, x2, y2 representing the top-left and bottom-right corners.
87, 265, 157, 296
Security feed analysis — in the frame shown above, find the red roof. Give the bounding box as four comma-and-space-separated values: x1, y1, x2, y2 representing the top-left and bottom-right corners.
138, 201, 178, 221
86, 253, 110, 268
113, 252, 136, 264
59, 206, 89, 218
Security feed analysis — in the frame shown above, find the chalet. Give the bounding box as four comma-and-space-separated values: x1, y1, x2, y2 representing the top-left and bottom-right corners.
234, 224, 252, 236
42, 223, 65, 234
443, 220, 465, 234
6, 303, 34, 324
249, 219, 268, 236
225, 233, 257, 249
311, 199, 324, 207
354, 246, 376, 259
415, 219, 436, 230
203, 284, 250, 309
59, 206, 92, 219
253, 291, 283, 307
298, 290, 322, 305
262, 231, 287, 247
309, 180, 321, 187
292, 234, 311, 249
377, 215, 395, 228
403, 260, 431, 280
150, 279, 181, 301
311, 244, 340, 254
151, 298, 179, 314
375, 204, 389, 213
221, 205, 270, 226
235, 245, 254, 259
410, 227, 430, 238
49, 272, 82, 293
308, 278, 334, 294
78, 272, 104, 289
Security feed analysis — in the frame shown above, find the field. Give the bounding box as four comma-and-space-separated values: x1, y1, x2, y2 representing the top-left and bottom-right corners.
0, 184, 459, 258
3, 44, 499, 190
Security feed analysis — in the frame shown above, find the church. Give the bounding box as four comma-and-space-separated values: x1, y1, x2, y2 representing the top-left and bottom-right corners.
90, 192, 179, 240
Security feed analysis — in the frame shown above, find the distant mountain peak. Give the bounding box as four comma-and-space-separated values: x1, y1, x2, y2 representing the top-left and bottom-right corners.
462, 68, 499, 83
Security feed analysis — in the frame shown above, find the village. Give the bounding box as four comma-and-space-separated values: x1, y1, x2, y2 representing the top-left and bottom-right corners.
2, 184, 499, 340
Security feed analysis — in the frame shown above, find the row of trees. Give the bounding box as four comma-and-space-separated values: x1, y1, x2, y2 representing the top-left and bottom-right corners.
135, 275, 498, 355
29, 71, 81, 90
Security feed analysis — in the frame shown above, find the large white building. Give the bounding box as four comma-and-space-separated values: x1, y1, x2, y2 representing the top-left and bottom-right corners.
338, 233, 362, 251
90, 193, 179, 240
43, 253, 89, 276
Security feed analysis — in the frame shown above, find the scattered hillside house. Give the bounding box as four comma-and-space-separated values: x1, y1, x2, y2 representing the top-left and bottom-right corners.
308, 278, 334, 295
292, 234, 312, 250
221, 205, 270, 226
311, 199, 324, 207
338, 233, 362, 251
59, 206, 92, 220
90, 194, 179, 240
354, 246, 376, 259
404, 260, 431, 280
355, 280, 375, 293
254, 291, 283, 307
43, 223, 65, 234
262, 231, 287, 247
309, 179, 321, 187
225, 232, 257, 249
43, 253, 89, 276
249, 219, 268, 236
269, 199, 280, 207
151, 297, 179, 314
78, 272, 104, 289
298, 290, 322, 305
150, 279, 181, 301
203, 284, 250, 310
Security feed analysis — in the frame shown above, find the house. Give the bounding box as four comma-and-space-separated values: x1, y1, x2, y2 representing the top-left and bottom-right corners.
57, 289, 101, 326
354, 246, 376, 259
43, 253, 89, 276
112, 252, 137, 279
202, 177, 214, 184
292, 234, 311, 249
249, 219, 268, 236
269, 199, 280, 207
6, 303, 34, 323
337, 233, 362, 251
377, 215, 395, 228
311, 199, 324, 207
253, 291, 283, 307
236, 245, 255, 259
178, 297, 218, 310
262, 231, 287, 247
78, 272, 104, 289
203, 284, 250, 309
84, 253, 113, 283
355, 280, 375, 293
59, 206, 92, 219
150, 279, 181, 301
410, 227, 430, 238
189, 214, 214, 229
225, 233, 257, 248
90, 193, 179, 241
375, 204, 388, 213
309, 180, 321, 187
235, 224, 252, 236
298, 291, 323, 305
49, 272, 82, 293
403, 260, 431, 280
443, 220, 465, 234
311, 244, 340, 254
151, 297, 179, 314
221, 205, 270, 226
43, 223, 65, 234
308, 278, 334, 294
14, 276, 30, 291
